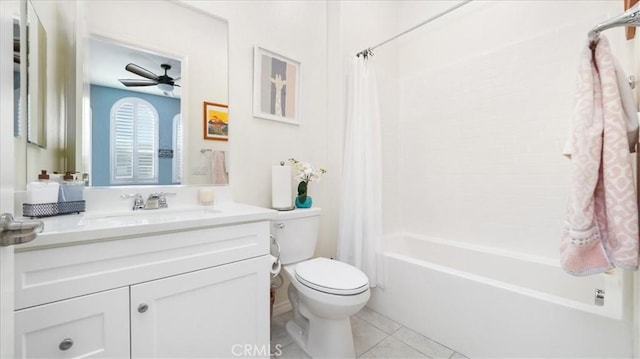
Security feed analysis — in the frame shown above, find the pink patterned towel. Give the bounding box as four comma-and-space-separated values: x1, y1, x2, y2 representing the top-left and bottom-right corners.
561, 36, 639, 276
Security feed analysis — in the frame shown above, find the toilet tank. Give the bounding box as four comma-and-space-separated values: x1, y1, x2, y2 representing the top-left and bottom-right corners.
271, 207, 321, 265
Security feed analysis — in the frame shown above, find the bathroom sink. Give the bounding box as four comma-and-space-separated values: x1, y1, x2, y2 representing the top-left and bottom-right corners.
78, 208, 221, 227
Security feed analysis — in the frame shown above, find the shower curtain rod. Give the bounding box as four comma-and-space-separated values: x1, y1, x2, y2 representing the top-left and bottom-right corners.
355, 0, 473, 58
588, 2, 640, 42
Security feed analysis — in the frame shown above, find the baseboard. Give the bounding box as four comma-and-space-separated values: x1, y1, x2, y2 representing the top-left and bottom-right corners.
272, 300, 292, 317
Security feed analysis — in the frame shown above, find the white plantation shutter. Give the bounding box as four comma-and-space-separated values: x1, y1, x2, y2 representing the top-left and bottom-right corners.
110, 98, 159, 184
172, 114, 182, 183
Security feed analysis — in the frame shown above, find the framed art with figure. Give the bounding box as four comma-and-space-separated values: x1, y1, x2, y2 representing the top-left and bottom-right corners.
253, 46, 301, 125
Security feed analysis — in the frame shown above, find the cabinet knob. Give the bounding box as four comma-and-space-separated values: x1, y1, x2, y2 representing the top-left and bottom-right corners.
59, 338, 74, 351
138, 303, 149, 313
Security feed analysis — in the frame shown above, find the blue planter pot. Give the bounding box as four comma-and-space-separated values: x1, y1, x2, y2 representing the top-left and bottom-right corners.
295, 196, 312, 208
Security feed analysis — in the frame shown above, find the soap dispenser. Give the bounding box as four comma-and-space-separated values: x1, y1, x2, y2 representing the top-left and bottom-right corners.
59, 171, 84, 202
26, 170, 61, 204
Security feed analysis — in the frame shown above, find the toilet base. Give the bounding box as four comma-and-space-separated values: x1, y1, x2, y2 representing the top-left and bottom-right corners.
282, 262, 370, 358
285, 314, 356, 358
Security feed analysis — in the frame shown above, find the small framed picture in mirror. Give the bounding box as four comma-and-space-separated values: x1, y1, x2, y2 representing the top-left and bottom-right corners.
203, 102, 229, 141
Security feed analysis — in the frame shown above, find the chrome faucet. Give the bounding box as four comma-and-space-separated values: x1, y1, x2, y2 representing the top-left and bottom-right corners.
121, 193, 145, 211
122, 192, 176, 211
145, 193, 161, 210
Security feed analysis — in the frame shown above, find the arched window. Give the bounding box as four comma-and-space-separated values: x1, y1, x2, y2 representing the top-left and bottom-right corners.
110, 97, 159, 184
172, 114, 182, 183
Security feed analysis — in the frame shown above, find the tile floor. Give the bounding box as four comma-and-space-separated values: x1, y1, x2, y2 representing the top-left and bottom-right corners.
271, 306, 469, 359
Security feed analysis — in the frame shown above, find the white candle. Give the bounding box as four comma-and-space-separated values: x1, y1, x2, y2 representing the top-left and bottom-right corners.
199, 188, 214, 206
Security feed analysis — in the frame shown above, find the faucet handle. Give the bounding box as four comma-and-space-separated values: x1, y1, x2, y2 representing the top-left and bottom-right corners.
121, 193, 145, 210
121, 193, 141, 199
157, 192, 176, 209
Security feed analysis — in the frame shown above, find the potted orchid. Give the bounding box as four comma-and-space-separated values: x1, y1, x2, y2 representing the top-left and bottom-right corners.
289, 158, 326, 208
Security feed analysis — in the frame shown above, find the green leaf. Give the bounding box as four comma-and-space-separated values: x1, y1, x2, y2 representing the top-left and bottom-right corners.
297, 181, 308, 203
297, 181, 307, 196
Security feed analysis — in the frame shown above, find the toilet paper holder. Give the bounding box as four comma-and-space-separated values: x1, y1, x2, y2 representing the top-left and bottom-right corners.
270, 234, 281, 262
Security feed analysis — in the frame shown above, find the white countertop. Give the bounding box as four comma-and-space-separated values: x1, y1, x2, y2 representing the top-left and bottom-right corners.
18, 202, 277, 251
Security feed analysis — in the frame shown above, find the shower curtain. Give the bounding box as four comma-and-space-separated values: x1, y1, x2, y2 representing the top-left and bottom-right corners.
337, 55, 384, 288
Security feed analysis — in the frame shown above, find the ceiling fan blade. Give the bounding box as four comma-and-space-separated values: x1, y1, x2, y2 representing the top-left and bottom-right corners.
125, 63, 159, 80
119, 79, 158, 87
173, 76, 181, 81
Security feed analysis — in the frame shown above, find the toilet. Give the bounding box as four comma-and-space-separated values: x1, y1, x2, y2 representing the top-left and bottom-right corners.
271, 207, 370, 358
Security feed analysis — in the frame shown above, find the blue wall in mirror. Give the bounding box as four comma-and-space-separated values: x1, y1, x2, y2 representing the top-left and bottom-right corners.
90, 85, 180, 186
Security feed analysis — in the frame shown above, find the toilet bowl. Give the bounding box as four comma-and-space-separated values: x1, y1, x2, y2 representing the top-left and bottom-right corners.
271, 208, 370, 358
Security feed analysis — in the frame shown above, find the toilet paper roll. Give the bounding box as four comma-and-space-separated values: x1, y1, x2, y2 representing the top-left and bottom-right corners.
272, 165, 292, 210
270, 255, 281, 277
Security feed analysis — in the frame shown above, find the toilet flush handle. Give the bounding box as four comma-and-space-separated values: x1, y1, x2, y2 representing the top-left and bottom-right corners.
273, 223, 285, 229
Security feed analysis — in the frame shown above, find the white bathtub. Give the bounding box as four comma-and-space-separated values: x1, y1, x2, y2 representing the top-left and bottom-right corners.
368, 233, 634, 358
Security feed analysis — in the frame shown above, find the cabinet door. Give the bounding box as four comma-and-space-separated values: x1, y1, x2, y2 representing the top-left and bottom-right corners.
131, 256, 270, 359
14, 287, 130, 359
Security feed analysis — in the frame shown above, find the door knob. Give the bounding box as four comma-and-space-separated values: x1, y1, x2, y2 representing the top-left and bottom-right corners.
138, 303, 149, 313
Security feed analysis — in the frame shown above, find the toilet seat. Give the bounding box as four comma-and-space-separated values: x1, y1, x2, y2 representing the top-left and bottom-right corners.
294, 257, 369, 295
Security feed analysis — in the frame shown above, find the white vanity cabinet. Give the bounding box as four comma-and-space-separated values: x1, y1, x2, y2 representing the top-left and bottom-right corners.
13, 220, 271, 359
131, 257, 268, 358
15, 287, 130, 358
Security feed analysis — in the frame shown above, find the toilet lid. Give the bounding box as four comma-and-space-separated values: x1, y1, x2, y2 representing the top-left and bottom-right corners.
295, 257, 369, 295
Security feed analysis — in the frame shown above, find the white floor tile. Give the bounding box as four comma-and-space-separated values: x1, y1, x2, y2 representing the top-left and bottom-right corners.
350, 315, 388, 356
359, 336, 427, 359
272, 307, 466, 359
450, 352, 470, 359
392, 327, 454, 359
355, 306, 402, 335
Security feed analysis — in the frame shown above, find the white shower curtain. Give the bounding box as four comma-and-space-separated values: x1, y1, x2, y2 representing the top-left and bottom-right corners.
337, 55, 384, 288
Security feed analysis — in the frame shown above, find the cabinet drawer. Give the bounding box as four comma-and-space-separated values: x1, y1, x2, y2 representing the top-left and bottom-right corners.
15, 287, 130, 359
15, 221, 269, 309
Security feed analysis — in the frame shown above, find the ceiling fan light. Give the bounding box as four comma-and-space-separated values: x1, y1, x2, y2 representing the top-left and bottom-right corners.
157, 83, 173, 92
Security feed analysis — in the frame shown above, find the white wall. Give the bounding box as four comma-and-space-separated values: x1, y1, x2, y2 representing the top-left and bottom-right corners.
396, 1, 637, 259
180, 0, 330, 309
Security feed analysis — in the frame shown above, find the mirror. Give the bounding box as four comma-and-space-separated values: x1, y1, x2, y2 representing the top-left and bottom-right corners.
80, 0, 229, 186
88, 37, 183, 186
26, 0, 46, 147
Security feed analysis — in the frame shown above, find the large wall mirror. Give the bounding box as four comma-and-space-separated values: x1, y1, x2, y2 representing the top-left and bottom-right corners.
20, 0, 229, 189
81, 0, 229, 187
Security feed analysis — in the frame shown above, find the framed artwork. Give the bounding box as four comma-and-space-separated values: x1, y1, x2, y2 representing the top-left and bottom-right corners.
203, 102, 229, 141
253, 46, 301, 125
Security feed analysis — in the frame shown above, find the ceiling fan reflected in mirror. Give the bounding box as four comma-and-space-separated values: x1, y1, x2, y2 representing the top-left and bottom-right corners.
118, 63, 181, 94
